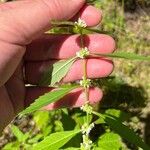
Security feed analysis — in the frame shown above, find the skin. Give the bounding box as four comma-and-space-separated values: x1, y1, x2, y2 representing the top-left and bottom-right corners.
0, 0, 115, 132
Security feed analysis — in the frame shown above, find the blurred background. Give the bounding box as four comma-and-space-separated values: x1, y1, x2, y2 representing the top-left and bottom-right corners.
0, 0, 150, 149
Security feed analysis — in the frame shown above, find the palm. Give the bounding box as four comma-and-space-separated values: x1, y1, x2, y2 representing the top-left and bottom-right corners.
0, 61, 25, 131
3, 61, 25, 113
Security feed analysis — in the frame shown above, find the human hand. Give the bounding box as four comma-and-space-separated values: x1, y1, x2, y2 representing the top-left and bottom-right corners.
0, 0, 115, 131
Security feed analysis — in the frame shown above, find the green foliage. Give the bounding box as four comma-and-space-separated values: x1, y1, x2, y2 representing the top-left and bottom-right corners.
20, 85, 79, 115
63, 148, 80, 150
28, 134, 43, 144
39, 57, 77, 86
33, 111, 50, 130
3, 125, 30, 150
94, 112, 150, 150
95, 109, 130, 124
73, 111, 93, 127
11, 125, 29, 143
3, 142, 20, 150
105, 109, 130, 122
104, 115, 150, 150
97, 132, 123, 150
32, 130, 80, 150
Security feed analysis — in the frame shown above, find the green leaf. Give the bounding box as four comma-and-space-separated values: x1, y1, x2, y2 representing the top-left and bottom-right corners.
61, 112, 76, 130
20, 85, 79, 115
32, 130, 80, 150
95, 109, 130, 125
95, 117, 105, 124
11, 125, 28, 143
73, 112, 93, 127
97, 132, 123, 150
33, 111, 50, 130
62, 148, 80, 150
39, 57, 77, 86
85, 28, 112, 35
28, 134, 43, 144
91, 52, 150, 61
51, 20, 74, 26
94, 112, 150, 150
47, 27, 73, 34
105, 109, 130, 122
2, 142, 19, 150
105, 116, 150, 150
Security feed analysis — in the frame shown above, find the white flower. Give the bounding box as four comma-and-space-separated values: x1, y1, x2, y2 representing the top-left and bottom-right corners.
75, 18, 87, 28
80, 135, 93, 150
79, 76, 91, 88
76, 47, 90, 59
80, 103, 93, 114
81, 123, 95, 135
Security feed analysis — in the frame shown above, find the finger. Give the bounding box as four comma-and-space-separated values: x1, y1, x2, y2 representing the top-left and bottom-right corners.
25, 58, 114, 85
25, 34, 115, 61
0, 0, 85, 44
72, 4, 102, 27
0, 2, 101, 28
25, 86, 103, 110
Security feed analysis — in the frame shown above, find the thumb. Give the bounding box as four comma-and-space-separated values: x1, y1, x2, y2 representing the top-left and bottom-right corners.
0, 0, 85, 44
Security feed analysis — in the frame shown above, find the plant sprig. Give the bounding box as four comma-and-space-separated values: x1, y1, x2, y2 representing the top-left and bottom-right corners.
20, 17, 150, 150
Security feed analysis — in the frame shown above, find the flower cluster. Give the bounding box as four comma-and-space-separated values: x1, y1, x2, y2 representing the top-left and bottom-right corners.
81, 123, 95, 136
75, 18, 94, 150
75, 18, 87, 28
76, 47, 90, 59
79, 76, 91, 88
81, 103, 93, 114
80, 135, 93, 150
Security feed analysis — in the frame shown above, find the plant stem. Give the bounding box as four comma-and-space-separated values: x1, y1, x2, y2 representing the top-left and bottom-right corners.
80, 29, 90, 125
